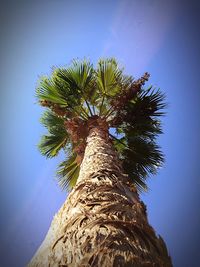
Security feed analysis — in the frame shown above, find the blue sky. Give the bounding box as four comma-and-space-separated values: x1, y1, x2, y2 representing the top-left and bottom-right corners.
0, 1, 200, 266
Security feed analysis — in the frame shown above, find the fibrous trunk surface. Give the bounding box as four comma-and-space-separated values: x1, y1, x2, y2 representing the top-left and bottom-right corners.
28, 119, 172, 267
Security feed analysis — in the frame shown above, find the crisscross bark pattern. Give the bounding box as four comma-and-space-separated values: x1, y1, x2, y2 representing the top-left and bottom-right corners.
28, 119, 172, 267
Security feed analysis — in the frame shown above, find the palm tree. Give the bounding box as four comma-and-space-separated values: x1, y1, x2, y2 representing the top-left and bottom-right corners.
28, 58, 172, 266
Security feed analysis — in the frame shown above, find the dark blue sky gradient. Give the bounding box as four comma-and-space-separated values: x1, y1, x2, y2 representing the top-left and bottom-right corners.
0, 1, 200, 266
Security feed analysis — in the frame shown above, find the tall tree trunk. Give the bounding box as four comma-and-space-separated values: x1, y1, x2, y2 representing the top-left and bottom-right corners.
28, 118, 172, 267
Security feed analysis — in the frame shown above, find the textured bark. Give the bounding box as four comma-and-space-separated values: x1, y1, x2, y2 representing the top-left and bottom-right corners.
28, 119, 172, 267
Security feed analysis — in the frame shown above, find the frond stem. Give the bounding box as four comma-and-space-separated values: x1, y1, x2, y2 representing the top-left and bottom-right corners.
109, 133, 131, 151
79, 106, 90, 119
85, 100, 93, 116
92, 105, 96, 115
99, 95, 105, 116
104, 106, 116, 120
67, 103, 88, 120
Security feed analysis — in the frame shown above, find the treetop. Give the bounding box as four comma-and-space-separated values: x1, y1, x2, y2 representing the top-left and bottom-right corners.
36, 58, 166, 192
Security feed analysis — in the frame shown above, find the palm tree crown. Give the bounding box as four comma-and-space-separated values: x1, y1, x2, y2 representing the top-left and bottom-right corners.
37, 58, 166, 192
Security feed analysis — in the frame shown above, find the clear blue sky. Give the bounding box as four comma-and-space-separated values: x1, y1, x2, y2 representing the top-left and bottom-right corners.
0, 1, 200, 266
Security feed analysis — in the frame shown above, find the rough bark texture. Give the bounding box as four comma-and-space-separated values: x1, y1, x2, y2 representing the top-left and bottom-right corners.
28, 119, 172, 267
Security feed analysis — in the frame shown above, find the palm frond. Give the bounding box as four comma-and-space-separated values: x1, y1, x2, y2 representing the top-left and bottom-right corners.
38, 111, 69, 158
36, 61, 96, 119
36, 76, 68, 107
38, 134, 67, 158
112, 135, 164, 191
55, 60, 96, 115
132, 87, 167, 117
110, 87, 166, 191
40, 110, 66, 131
96, 58, 123, 96
56, 153, 80, 190
115, 87, 166, 141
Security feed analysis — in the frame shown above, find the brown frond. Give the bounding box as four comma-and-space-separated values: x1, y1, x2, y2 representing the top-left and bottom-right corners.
110, 72, 150, 109
40, 100, 72, 117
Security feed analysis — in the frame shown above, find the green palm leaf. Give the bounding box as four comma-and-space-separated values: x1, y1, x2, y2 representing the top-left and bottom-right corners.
38, 134, 67, 158
111, 87, 166, 191
56, 153, 80, 190
113, 136, 164, 191
94, 58, 124, 116
96, 58, 123, 96
36, 76, 68, 107
38, 111, 69, 158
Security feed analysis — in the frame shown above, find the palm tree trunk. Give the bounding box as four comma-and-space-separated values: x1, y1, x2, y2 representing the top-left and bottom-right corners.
28, 118, 172, 267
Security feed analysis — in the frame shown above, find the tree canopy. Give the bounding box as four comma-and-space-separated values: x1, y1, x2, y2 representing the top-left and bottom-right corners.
36, 58, 166, 192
